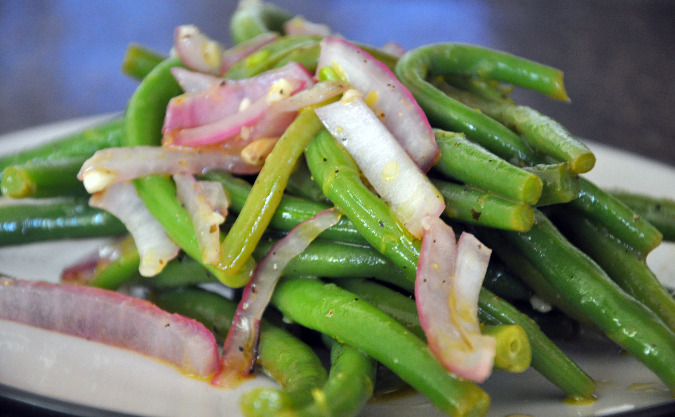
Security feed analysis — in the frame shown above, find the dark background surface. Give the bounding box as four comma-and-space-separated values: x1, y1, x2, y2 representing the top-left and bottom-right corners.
0, 0, 673, 167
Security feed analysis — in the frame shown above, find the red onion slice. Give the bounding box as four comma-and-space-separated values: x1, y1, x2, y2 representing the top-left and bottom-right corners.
174, 25, 224, 75
173, 174, 227, 265
163, 62, 314, 132
415, 216, 495, 383
317, 37, 438, 172
212, 209, 341, 388
163, 64, 314, 147
78, 146, 260, 193
171, 67, 222, 94
315, 95, 444, 238
89, 182, 180, 277
0, 277, 220, 377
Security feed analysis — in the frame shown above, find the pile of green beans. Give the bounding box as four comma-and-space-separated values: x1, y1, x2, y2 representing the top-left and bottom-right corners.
2, 1, 674, 416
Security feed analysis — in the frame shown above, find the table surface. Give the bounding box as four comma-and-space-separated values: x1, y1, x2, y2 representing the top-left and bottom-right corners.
1, 0, 673, 167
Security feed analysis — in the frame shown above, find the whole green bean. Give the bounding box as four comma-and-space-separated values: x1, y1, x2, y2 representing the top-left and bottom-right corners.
395, 43, 567, 165
153, 287, 328, 414
202, 169, 365, 244
571, 177, 663, 255
609, 190, 675, 242
481, 324, 531, 373
121, 43, 166, 81
474, 225, 586, 324
0, 199, 126, 246
553, 206, 675, 332
501, 210, 675, 390
0, 117, 123, 174
286, 337, 376, 417
478, 288, 595, 399
438, 81, 595, 174
225, 35, 320, 79
304, 132, 596, 397
522, 162, 580, 206
255, 237, 412, 291
229, 0, 293, 44
285, 156, 330, 203
219, 110, 325, 276
271, 277, 490, 417
1, 157, 87, 198
432, 178, 535, 232
433, 129, 542, 205
89, 236, 142, 290
305, 130, 421, 279
123, 56, 252, 287
481, 261, 533, 303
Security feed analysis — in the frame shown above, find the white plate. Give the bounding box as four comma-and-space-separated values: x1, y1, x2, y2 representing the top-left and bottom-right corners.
0, 116, 673, 417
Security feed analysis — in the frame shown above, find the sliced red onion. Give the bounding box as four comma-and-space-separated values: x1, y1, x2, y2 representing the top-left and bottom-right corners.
163, 63, 314, 147
0, 277, 220, 377
283, 16, 333, 37
415, 216, 495, 383
78, 146, 260, 193
171, 67, 222, 94
89, 182, 180, 277
173, 174, 227, 265
212, 209, 341, 387
221, 31, 279, 75
317, 37, 438, 172
315, 96, 444, 238
174, 25, 223, 75
163, 62, 314, 132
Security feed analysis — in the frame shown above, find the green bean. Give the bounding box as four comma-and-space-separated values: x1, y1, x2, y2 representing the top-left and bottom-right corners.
219, 110, 325, 276
395, 43, 567, 165
229, 0, 293, 44
553, 206, 675, 332
610, 190, 675, 242
0, 117, 123, 173
438, 81, 595, 173
481, 324, 531, 373
481, 261, 533, 303
433, 129, 542, 205
500, 210, 675, 390
203, 170, 365, 244
225, 35, 320, 79
273, 42, 321, 73
335, 279, 424, 339
285, 156, 329, 203
571, 177, 663, 255
477, 289, 596, 399
305, 130, 421, 279
335, 279, 532, 372
123, 56, 252, 287
473, 226, 585, 324
522, 162, 579, 206
304, 128, 595, 395
152, 287, 328, 414
432, 178, 535, 232
0, 199, 126, 246
89, 236, 142, 290
271, 277, 490, 417
285, 337, 376, 417
255, 237, 413, 291
121, 43, 166, 81
1, 157, 87, 199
